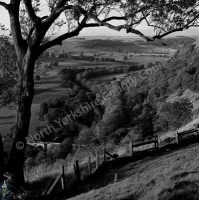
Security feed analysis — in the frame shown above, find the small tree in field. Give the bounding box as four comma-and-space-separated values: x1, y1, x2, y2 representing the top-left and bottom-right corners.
50, 60, 59, 66
0, 0, 199, 188
79, 51, 84, 59
123, 55, 128, 62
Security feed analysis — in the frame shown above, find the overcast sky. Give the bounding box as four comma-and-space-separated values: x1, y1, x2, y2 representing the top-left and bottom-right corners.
0, 3, 197, 38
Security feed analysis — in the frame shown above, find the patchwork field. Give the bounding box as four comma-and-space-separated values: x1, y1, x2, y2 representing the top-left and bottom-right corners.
0, 37, 176, 138
0, 63, 71, 135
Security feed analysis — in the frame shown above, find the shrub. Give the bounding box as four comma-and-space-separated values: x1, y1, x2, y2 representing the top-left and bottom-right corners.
35, 150, 47, 164
58, 138, 73, 159
108, 128, 128, 144
43, 51, 49, 57
34, 75, 40, 81
39, 102, 49, 121
123, 55, 128, 61
176, 88, 184, 96
156, 98, 193, 131
51, 98, 64, 108
50, 60, 58, 66
25, 145, 39, 158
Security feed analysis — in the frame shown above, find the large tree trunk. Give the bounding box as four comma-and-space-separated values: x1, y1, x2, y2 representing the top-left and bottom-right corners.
0, 134, 5, 181
6, 51, 36, 186
0, 134, 5, 199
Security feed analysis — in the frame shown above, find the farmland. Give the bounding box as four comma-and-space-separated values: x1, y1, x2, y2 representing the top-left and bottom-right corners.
0, 36, 175, 136
1, 35, 198, 200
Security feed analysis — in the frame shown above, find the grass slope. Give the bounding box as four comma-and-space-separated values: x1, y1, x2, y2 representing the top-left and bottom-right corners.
64, 142, 199, 200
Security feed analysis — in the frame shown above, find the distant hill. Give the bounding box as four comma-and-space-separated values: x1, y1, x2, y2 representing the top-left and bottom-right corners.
134, 36, 196, 48
58, 38, 151, 53
82, 39, 147, 50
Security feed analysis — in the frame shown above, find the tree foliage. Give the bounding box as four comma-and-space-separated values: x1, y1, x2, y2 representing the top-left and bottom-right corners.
156, 98, 193, 131
0, 36, 18, 108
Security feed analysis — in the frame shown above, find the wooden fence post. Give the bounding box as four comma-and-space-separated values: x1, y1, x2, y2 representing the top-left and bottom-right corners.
103, 147, 106, 162
96, 151, 99, 169
44, 142, 48, 152
157, 136, 159, 149
129, 141, 133, 156
61, 165, 65, 190
176, 131, 179, 144
114, 173, 118, 182
155, 136, 159, 151
74, 160, 80, 182
88, 156, 91, 174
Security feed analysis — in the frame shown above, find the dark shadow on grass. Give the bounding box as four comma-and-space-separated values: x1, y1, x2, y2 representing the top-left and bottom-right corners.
34, 87, 61, 96
0, 122, 15, 125
27, 135, 199, 200
119, 194, 139, 200
158, 181, 199, 200
171, 171, 199, 181
177, 136, 199, 147
35, 80, 59, 84
26, 176, 55, 198
26, 172, 77, 200
0, 115, 15, 119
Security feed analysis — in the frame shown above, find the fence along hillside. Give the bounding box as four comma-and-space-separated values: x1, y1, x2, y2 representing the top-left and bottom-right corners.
16, 126, 199, 198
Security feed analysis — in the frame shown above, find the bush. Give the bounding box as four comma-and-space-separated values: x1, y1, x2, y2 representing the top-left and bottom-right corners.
34, 75, 41, 81
176, 88, 184, 96
51, 98, 64, 108
25, 145, 39, 158
156, 98, 193, 131
58, 138, 73, 159
39, 102, 49, 121
50, 60, 59, 66
35, 150, 47, 164
58, 53, 65, 58
123, 55, 128, 61
43, 51, 49, 57
108, 128, 128, 144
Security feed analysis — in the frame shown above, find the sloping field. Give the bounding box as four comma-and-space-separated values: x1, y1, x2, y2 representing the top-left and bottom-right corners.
63, 142, 199, 200
0, 63, 70, 135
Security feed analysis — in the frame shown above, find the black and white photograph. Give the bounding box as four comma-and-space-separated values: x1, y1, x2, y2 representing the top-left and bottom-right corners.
0, 0, 199, 199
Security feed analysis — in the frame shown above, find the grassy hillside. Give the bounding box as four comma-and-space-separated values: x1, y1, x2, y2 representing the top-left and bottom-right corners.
63, 142, 199, 200
1, 37, 198, 195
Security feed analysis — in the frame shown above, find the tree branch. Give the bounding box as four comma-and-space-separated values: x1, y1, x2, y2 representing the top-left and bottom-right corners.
143, 12, 167, 33
23, 0, 41, 25
185, 13, 199, 27
126, 27, 164, 44
88, 15, 154, 41
85, 15, 166, 45
153, 13, 199, 40
84, 16, 126, 28
43, 0, 70, 30
103, 16, 126, 22
0, 1, 10, 10
153, 28, 184, 39
43, 2, 125, 40
39, 16, 88, 53
9, 0, 27, 59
